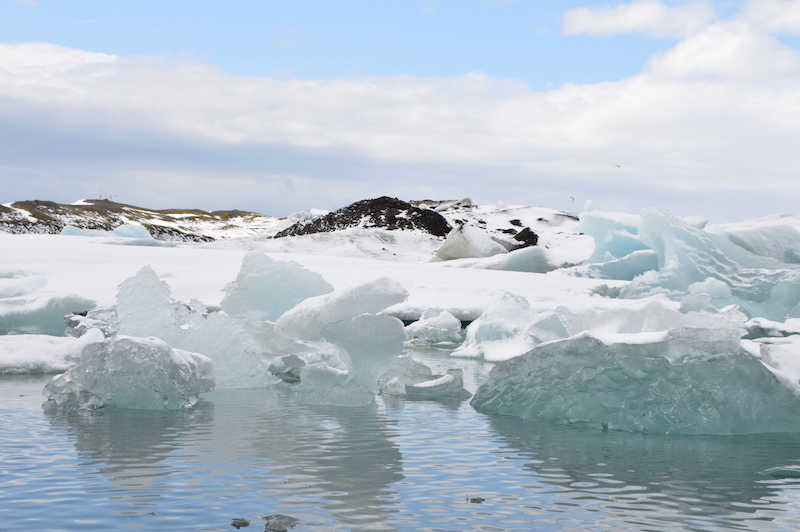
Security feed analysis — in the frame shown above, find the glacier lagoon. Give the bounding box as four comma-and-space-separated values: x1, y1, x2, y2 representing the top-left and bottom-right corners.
6, 200, 800, 529
4, 348, 800, 532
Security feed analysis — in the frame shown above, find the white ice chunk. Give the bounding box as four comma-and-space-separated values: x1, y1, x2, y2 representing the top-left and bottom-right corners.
60, 224, 152, 239
380, 355, 434, 386
471, 328, 800, 435
0, 329, 103, 374
43, 335, 215, 410
404, 369, 472, 400
114, 266, 308, 389
406, 309, 463, 344
275, 277, 408, 341
321, 313, 407, 393
435, 224, 508, 261
221, 252, 333, 321
443, 246, 554, 273
452, 291, 569, 362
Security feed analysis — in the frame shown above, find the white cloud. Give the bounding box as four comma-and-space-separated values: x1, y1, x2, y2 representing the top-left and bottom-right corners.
645, 22, 800, 78
740, 0, 800, 34
2, 37, 800, 221
562, 0, 715, 38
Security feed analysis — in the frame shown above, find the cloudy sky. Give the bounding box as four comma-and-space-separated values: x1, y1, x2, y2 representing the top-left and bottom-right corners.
1, 0, 800, 221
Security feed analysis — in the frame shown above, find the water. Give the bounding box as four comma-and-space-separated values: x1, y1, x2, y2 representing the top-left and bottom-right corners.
3, 351, 800, 532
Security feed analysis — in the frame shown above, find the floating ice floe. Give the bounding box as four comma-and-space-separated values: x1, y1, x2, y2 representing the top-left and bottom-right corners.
382, 368, 471, 400
0, 269, 95, 335
405, 309, 463, 344
471, 328, 800, 435
43, 335, 215, 410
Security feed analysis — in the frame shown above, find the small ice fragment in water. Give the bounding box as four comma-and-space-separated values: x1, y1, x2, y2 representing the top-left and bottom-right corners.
231, 517, 250, 528
263, 514, 299, 531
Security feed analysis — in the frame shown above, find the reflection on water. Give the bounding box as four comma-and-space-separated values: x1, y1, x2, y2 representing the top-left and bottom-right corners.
487, 413, 800, 530
3, 364, 800, 532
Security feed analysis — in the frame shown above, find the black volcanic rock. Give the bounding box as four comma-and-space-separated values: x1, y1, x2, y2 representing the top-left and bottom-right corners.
513, 227, 539, 247
275, 196, 452, 238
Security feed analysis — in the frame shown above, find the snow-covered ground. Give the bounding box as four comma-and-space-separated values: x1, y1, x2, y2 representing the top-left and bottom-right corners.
5, 199, 800, 435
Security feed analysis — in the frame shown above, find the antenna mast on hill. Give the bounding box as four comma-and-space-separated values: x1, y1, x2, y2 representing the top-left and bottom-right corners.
94, 194, 117, 202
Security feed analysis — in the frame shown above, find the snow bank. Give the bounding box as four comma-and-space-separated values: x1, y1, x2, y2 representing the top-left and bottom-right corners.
43, 335, 214, 410
471, 328, 800, 435
0, 329, 103, 374
442, 246, 554, 273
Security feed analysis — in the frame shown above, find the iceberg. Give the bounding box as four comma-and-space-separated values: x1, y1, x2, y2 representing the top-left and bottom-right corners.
578, 210, 649, 264
720, 213, 800, 264
43, 335, 215, 410
220, 252, 333, 321
435, 224, 508, 260
471, 328, 800, 435
275, 277, 408, 341
620, 208, 800, 320
105, 266, 310, 389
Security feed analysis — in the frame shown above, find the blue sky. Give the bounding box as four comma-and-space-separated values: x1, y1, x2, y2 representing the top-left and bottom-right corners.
0, 1, 673, 87
2, 0, 800, 222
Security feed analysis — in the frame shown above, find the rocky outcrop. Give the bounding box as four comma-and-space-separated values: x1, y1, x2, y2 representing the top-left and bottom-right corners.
275, 196, 452, 238
0, 199, 275, 241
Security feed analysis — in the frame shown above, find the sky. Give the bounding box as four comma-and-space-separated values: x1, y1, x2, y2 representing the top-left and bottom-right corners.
1, 0, 800, 222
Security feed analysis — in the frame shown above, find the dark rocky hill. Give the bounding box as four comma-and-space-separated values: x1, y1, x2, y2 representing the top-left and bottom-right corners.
274, 196, 453, 238
0, 199, 277, 241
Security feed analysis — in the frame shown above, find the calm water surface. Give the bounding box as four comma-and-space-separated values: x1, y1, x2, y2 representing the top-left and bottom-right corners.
3, 351, 800, 532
